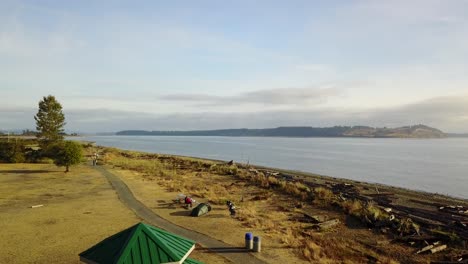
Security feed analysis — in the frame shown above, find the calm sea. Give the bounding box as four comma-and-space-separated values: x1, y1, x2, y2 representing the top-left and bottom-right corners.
73, 136, 468, 199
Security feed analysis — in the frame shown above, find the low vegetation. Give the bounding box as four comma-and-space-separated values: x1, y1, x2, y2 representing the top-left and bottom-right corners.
0, 139, 41, 163
96, 147, 464, 263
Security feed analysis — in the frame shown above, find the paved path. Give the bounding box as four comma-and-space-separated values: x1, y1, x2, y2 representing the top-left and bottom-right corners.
94, 165, 266, 264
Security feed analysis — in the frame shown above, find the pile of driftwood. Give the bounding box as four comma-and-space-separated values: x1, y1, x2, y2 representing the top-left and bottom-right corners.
328, 181, 468, 240
331, 183, 360, 199
234, 161, 467, 259
416, 241, 447, 254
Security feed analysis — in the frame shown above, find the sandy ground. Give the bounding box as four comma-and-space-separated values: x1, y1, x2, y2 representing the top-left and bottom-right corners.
0, 163, 227, 264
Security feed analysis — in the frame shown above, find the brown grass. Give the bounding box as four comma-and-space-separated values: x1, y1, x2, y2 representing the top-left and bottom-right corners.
313, 187, 335, 206
341, 199, 364, 215
0, 163, 139, 264
97, 148, 437, 264
302, 240, 322, 261
0, 163, 231, 264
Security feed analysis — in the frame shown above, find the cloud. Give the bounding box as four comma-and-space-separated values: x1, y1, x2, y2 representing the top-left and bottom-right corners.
1, 95, 467, 133
160, 87, 341, 107
363, 96, 468, 131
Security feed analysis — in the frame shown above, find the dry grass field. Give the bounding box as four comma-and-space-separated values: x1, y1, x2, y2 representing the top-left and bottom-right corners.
1, 144, 465, 263
100, 147, 447, 264
0, 162, 229, 264
0, 163, 139, 263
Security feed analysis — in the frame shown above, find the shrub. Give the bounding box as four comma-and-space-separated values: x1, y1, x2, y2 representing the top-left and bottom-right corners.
314, 187, 334, 201
24, 148, 42, 163
210, 164, 238, 175
398, 218, 420, 236
0, 140, 26, 163
363, 201, 387, 222
267, 176, 280, 186
283, 182, 302, 197
341, 200, 363, 216
295, 182, 310, 192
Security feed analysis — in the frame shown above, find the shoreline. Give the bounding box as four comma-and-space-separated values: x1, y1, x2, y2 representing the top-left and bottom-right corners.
94, 144, 468, 263
90, 134, 458, 139
86, 140, 467, 202
69, 135, 468, 200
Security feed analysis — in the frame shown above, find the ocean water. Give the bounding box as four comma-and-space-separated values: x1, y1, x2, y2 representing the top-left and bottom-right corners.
73, 136, 468, 199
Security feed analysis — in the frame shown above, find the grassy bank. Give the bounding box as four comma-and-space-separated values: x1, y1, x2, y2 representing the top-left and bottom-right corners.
95, 146, 468, 263
2, 141, 466, 263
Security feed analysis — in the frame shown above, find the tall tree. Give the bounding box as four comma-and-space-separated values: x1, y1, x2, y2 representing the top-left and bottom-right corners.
34, 95, 66, 147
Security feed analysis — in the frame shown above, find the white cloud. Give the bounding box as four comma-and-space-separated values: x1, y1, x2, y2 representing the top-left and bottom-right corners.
160, 87, 342, 108
2, 95, 467, 133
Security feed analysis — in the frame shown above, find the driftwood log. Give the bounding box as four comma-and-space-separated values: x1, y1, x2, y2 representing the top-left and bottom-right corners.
314, 219, 340, 231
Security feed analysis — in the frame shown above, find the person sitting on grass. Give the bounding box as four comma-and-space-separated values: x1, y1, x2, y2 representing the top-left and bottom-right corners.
184, 196, 193, 209
226, 200, 236, 217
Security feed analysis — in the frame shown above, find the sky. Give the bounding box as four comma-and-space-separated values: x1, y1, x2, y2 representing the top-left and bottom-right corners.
1, 0, 468, 133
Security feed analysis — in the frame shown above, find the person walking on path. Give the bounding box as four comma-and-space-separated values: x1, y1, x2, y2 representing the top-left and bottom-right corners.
92, 152, 99, 166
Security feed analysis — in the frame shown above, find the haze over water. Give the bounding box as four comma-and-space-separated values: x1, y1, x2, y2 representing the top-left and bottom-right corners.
76, 136, 468, 199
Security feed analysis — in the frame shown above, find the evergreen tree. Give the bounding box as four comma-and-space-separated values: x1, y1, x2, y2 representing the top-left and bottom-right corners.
53, 141, 83, 172
34, 95, 66, 148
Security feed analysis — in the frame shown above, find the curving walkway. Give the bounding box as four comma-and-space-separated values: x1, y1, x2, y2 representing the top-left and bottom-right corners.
94, 165, 266, 264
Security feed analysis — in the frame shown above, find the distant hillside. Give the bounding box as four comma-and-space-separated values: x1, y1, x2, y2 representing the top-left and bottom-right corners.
117, 125, 446, 138
446, 133, 468, 138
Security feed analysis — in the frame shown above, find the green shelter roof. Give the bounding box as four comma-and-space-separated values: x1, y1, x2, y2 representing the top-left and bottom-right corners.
183, 258, 204, 264
79, 222, 203, 264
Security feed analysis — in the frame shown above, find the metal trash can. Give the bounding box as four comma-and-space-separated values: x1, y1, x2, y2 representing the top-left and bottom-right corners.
253, 236, 261, 252
245, 232, 253, 250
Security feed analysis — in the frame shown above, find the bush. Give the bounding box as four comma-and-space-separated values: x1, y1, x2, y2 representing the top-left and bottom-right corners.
209, 164, 238, 175
398, 218, 420, 236
24, 148, 42, 163
341, 200, 363, 216
314, 187, 334, 201
0, 140, 26, 163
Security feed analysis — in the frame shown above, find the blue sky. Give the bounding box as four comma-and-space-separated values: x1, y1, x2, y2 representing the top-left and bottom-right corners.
1, 0, 468, 132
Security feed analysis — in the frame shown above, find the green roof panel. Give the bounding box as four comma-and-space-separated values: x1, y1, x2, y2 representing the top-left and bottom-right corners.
79, 223, 137, 264
79, 222, 199, 264
184, 258, 204, 264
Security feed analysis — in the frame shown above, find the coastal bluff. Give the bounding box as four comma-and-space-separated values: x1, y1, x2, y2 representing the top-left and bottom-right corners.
116, 125, 446, 138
